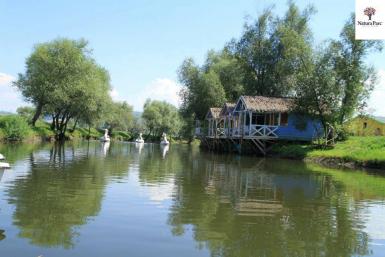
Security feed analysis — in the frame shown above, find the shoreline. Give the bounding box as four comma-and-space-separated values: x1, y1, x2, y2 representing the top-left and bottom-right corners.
268, 153, 385, 172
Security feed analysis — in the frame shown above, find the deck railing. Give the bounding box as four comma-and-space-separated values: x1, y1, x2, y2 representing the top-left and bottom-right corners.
221, 125, 278, 138
203, 124, 279, 138
248, 125, 278, 138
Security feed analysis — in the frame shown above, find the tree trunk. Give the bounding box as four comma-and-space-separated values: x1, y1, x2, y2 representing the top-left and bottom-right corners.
51, 115, 56, 130
72, 118, 79, 131
31, 103, 43, 126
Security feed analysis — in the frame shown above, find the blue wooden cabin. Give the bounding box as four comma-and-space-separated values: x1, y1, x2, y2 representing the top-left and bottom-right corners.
204, 95, 323, 141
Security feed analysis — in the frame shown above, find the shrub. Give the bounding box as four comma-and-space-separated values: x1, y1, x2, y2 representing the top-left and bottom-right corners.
111, 131, 132, 141
0, 115, 31, 141
32, 121, 55, 140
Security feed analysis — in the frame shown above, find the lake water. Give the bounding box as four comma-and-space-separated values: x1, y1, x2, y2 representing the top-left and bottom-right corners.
0, 141, 385, 257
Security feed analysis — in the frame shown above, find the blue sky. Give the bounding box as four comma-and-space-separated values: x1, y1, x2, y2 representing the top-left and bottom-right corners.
1, 0, 385, 114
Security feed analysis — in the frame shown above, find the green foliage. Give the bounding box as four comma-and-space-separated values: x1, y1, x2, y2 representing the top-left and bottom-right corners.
232, 3, 315, 96
332, 14, 383, 123
104, 101, 133, 132
0, 115, 31, 141
272, 136, 385, 167
13, 38, 112, 140
16, 106, 35, 121
32, 121, 55, 140
177, 4, 382, 143
111, 131, 132, 141
142, 99, 182, 138
295, 15, 383, 138
178, 58, 227, 120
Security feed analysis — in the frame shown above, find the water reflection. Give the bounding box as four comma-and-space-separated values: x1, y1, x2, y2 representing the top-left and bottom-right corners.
161, 144, 169, 159
0, 142, 384, 256
168, 154, 378, 257
0, 229, 5, 241
101, 141, 110, 156
135, 142, 144, 154
0, 168, 4, 182
5, 142, 132, 248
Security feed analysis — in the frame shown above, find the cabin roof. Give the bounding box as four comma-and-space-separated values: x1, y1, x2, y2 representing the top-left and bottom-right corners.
206, 107, 222, 119
241, 96, 294, 113
220, 102, 236, 116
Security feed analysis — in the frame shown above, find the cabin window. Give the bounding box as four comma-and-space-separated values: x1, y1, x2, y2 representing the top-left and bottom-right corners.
363, 122, 367, 129
265, 113, 280, 126
245, 113, 250, 125
280, 113, 288, 126
252, 113, 265, 125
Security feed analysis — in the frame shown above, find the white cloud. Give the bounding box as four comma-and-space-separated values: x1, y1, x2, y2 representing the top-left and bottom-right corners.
109, 88, 119, 100
0, 73, 15, 86
367, 69, 385, 116
146, 179, 175, 203
0, 72, 26, 113
127, 78, 181, 111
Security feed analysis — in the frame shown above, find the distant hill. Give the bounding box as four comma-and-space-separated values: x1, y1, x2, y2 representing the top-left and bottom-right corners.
374, 116, 385, 123
0, 111, 13, 116
133, 111, 142, 118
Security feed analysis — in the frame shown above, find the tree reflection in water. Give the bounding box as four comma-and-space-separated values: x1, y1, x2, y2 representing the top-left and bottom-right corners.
168, 153, 372, 257
6, 142, 132, 248
1, 143, 383, 256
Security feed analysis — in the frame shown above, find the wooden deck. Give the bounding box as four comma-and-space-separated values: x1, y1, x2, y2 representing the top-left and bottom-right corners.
197, 124, 279, 155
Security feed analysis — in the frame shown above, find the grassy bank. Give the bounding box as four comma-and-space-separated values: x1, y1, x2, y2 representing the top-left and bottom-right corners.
0, 115, 134, 142
271, 136, 385, 170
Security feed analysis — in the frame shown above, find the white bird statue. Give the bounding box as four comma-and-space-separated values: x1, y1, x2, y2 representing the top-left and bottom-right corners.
160, 132, 169, 145
0, 154, 4, 160
135, 133, 144, 143
100, 129, 111, 142
0, 162, 10, 169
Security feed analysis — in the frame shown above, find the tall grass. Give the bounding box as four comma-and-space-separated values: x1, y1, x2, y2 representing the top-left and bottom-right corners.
272, 136, 385, 163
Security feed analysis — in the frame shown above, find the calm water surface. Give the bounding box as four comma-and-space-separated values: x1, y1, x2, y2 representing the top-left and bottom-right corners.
0, 141, 385, 257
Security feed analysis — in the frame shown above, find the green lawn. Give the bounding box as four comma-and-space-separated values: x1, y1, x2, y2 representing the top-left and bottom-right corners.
272, 136, 385, 164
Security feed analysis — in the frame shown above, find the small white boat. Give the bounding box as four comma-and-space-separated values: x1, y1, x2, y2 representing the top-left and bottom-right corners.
160, 133, 170, 145
135, 133, 144, 143
100, 129, 111, 142
0, 154, 5, 160
0, 162, 10, 169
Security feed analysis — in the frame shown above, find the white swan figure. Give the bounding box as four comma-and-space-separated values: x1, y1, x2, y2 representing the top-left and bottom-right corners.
160, 133, 169, 145
100, 129, 111, 142
0, 162, 10, 169
135, 133, 144, 143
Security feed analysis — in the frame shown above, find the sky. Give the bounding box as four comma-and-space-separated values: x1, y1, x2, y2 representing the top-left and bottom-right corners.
1, 0, 385, 115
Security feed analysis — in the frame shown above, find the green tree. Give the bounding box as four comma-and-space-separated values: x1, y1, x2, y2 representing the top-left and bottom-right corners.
332, 14, 382, 124
295, 45, 342, 139
142, 99, 182, 139
0, 115, 31, 141
178, 58, 226, 120
104, 101, 133, 133
232, 2, 315, 96
14, 38, 112, 139
16, 106, 35, 121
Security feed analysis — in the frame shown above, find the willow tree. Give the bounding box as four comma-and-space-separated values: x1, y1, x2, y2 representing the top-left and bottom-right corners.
142, 99, 182, 138
232, 2, 315, 96
332, 14, 382, 124
14, 38, 111, 139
